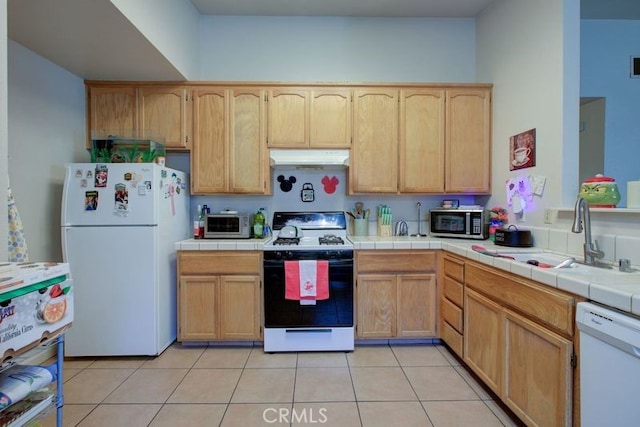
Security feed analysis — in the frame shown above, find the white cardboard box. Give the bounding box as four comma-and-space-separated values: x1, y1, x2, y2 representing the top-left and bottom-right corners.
0, 263, 73, 361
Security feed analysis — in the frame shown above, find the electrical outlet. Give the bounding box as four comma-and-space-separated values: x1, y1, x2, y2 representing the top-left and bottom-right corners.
544, 209, 553, 224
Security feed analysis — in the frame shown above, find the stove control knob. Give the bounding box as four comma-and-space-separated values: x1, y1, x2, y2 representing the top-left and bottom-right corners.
285, 251, 294, 259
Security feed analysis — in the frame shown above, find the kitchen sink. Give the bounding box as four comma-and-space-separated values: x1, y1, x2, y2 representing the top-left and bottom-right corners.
496, 251, 580, 269
495, 251, 640, 277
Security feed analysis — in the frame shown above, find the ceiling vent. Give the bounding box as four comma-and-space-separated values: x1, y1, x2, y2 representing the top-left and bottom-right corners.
631, 56, 640, 78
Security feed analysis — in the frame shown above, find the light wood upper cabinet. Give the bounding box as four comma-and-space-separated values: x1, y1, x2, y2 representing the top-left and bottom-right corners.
350, 88, 399, 193
310, 89, 352, 147
138, 86, 190, 150
399, 88, 446, 193
229, 89, 269, 194
191, 87, 228, 193
87, 84, 191, 150
191, 87, 269, 195
268, 88, 352, 148
445, 88, 492, 194
267, 88, 308, 148
88, 86, 137, 142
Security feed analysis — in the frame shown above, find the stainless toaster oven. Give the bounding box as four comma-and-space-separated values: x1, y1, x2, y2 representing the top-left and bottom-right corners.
204, 212, 251, 239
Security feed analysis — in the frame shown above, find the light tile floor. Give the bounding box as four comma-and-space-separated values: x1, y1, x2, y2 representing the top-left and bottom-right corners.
39, 343, 524, 426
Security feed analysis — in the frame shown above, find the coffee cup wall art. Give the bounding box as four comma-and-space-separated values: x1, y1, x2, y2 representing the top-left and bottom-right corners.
509, 128, 536, 171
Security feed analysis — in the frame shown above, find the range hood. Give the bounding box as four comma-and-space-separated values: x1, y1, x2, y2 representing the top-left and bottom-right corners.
269, 149, 350, 169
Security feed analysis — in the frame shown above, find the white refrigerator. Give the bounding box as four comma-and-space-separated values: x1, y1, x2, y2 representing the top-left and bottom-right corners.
61, 163, 189, 356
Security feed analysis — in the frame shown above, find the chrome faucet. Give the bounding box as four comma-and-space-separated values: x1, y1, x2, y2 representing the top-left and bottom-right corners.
572, 196, 605, 265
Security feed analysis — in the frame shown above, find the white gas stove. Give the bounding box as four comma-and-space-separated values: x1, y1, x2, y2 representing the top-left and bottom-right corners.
264, 211, 354, 252
263, 211, 354, 352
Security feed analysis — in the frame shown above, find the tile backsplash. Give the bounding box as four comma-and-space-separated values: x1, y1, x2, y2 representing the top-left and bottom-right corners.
531, 226, 640, 267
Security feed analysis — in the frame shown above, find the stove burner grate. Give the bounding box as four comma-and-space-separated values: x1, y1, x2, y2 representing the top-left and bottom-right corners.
273, 237, 300, 246
319, 235, 345, 245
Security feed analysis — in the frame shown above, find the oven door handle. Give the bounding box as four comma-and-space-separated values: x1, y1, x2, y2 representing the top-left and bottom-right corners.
264, 259, 353, 267
285, 328, 332, 333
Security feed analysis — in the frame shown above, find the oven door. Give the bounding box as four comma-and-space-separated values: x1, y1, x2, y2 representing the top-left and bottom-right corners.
263, 258, 354, 328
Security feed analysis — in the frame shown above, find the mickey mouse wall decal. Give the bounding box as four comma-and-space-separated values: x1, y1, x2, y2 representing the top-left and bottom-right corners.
277, 175, 297, 192
321, 175, 339, 194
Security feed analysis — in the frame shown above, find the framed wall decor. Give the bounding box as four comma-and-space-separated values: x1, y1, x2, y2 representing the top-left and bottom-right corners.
509, 128, 536, 171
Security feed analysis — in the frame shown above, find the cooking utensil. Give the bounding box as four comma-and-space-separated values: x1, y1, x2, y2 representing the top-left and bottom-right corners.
279, 225, 300, 238
411, 202, 427, 237
526, 259, 553, 268
395, 220, 408, 236
494, 225, 533, 247
471, 245, 516, 260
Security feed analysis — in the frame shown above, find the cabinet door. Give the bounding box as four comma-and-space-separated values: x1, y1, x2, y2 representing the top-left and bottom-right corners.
399, 89, 445, 193
356, 274, 396, 338
219, 275, 261, 340
396, 274, 436, 337
310, 89, 351, 148
267, 88, 308, 147
504, 309, 573, 427
445, 88, 491, 193
350, 89, 399, 193
191, 87, 228, 194
138, 86, 190, 150
178, 276, 219, 341
229, 88, 269, 194
464, 288, 503, 395
88, 86, 137, 141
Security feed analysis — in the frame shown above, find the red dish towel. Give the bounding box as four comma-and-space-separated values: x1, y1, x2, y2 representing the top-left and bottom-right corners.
285, 260, 329, 303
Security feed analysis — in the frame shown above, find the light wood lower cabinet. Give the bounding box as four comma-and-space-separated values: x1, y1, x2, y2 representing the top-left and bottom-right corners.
177, 251, 262, 341
439, 252, 465, 357
504, 309, 573, 427
356, 251, 436, 339
464, 287, 503, 394
464, 261, 575, 427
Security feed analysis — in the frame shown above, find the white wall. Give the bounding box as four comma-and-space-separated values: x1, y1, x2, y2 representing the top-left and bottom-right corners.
581, 19, 640, 206
8, 41, 86, 261
476, 0, 580, 223
0, 0, 7, 261
199, 16, 477, 82
110, 0, 200, 80
192, 16, 482, 230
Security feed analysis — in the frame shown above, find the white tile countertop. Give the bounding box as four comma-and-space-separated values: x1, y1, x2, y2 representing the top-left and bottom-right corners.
349, 235, 640, 317
175, 237, 271, 251
175, 236, 640, 317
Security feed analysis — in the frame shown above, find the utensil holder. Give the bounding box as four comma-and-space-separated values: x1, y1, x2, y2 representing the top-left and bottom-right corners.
377, 218, 392, 237
353, 219, 368, 236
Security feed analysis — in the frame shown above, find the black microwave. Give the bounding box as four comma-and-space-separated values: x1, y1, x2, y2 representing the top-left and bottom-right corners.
429, 208, 489, 240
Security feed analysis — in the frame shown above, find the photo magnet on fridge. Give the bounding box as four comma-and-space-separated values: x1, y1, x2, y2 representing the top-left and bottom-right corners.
84, 191, 98, 211
114, 183, 129, 216
95, 164, 108, 187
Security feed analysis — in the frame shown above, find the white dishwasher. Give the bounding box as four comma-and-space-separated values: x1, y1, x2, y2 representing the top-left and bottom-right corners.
576, 302, 640, 427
